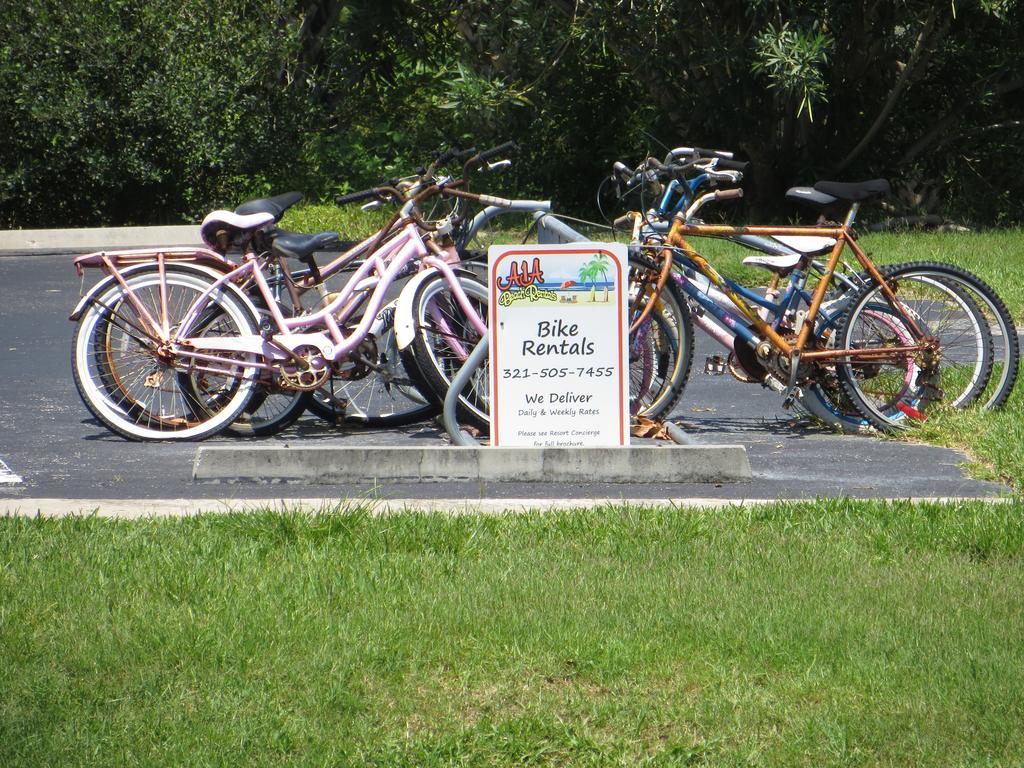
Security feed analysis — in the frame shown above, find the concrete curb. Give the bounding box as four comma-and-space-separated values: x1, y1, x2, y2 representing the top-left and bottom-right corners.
191, 445, 753, 484
2, 496, 1015, 519
0, 225, 200, 255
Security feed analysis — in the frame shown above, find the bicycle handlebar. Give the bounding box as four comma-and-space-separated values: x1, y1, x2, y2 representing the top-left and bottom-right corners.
426, 146, 478, 178
695, 146, 734, 159
714, 188, 744, 201
435, 146, 477, 166
476, 141, 517, 164
669, 145, 735, 161
713, 158, 749, 173
612, 161, 632, 180
615, 156, 702, 187
440, 185, 513, 209
612, 146, 750, 193
335, 188, 381, 206
460, 141, 517, 184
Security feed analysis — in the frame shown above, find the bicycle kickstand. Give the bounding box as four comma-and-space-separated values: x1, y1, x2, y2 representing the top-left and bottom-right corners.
781, 350, 803, 410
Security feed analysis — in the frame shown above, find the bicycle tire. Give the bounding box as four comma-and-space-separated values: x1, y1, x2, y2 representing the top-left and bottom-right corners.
400, 271, 491, 429
177, 301, 313, 438
627, 250, 694, 420
73, 265, 260, 441
400, 255, 695, 431
834, 262, 1011, 431
892, 263, 1018, 410
305, 299, 438, 428
800, 268, 996, 432
307, 378, 435, 428
223, 388, 312, 437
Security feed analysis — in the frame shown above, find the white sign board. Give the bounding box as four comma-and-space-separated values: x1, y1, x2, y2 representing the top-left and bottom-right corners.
488, 243, 629, 447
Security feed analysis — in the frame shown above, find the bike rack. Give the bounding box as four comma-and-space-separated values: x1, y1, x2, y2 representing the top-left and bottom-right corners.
442, 334, 491, 446
442, 213, 585, 447
534, 212, 588, 244
443, 213, 696, 448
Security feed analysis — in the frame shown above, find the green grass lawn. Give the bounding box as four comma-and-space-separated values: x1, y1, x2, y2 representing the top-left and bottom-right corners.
5, 215, 1022, 765
3, 500, 1024, 766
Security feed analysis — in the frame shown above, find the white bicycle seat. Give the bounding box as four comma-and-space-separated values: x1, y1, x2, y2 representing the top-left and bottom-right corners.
200, 210, 276, 247
770, 235, 836, 255
741, 253, 802, 273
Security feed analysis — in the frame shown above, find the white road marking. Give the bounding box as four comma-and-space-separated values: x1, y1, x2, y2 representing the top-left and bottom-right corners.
0, 457, 23, 485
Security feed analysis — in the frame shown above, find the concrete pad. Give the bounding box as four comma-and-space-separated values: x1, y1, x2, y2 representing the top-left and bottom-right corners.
191, 445, 753, 484
0, 225, 200, 254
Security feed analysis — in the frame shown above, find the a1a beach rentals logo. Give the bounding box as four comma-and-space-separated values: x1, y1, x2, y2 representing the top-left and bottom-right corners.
496, 256, 558, 306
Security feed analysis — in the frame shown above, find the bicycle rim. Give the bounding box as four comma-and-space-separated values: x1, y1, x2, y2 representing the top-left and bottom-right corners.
403, 272, 491, 429
835, 271, 991, 430
73, 268, 258, 440
628, 256, 693, 419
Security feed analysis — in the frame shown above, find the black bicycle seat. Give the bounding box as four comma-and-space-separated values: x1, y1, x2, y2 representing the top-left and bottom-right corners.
235, 191, 304, 220
272, 231, 338, 262
813, 179, 890, 203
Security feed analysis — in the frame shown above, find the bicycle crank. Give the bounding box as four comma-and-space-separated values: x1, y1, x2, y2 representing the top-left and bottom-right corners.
278, 346, 330, 391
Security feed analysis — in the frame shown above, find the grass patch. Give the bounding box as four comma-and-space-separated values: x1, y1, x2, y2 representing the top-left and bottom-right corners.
3, 500, 1024, 766
279, 203, 391, 240
911, 385, 1024, 491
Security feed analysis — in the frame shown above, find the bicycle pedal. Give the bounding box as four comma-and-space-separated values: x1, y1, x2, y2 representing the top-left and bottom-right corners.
781, 387, 803, 410
703, 354, 726, 375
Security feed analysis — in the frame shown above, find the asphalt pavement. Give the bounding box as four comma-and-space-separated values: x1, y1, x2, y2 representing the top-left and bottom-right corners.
0, 251, 1013, 510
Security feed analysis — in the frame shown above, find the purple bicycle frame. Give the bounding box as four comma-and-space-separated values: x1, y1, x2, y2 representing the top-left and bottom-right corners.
156, 222, 487, 378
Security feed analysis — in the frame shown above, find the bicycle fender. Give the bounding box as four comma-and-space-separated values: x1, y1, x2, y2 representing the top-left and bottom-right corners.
393, 267, 478, 351
69, 262, 253, 321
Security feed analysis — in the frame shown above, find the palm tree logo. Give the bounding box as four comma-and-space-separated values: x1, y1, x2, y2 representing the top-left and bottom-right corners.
577, 261, 596, 302
578, 253, 611, 302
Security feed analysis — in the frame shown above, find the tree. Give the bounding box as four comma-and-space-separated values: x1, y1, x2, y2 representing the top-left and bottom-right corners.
0, 0, 315, 226
450, 0, 1024, 221
1, 0, 1021, 227
578, 261, 598, 301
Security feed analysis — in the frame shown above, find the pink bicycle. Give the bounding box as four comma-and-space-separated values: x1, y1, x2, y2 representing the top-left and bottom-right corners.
69, 149, 514, 441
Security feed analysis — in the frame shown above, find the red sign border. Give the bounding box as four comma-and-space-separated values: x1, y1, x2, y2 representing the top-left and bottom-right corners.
489, 246, 627, 447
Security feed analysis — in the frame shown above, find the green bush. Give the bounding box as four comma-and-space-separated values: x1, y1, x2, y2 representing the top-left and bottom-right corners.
2, 1, 1021, 228
0, 0, 314, 226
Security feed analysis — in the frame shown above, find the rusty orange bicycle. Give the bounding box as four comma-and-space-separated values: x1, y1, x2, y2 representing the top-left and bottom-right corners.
621, 174, 1017, 432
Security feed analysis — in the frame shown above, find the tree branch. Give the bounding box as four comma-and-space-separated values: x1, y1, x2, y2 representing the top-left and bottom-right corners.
292, 0, 342, 90
898, 75, 1024, 165
831, 7, 945, 174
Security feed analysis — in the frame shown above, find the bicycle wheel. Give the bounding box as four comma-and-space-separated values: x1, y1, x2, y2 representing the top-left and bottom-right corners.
923, 267, 1019, 410
307, 301, 438, 428
217, 302, 312, 437
223, 387, 312, 437
834, 263, 1003, 431
801, 268, 996, 432
400, 271, 491, 430
73, 266, 260, 441
400, 257, 696, 431
628, 253, 694, 420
